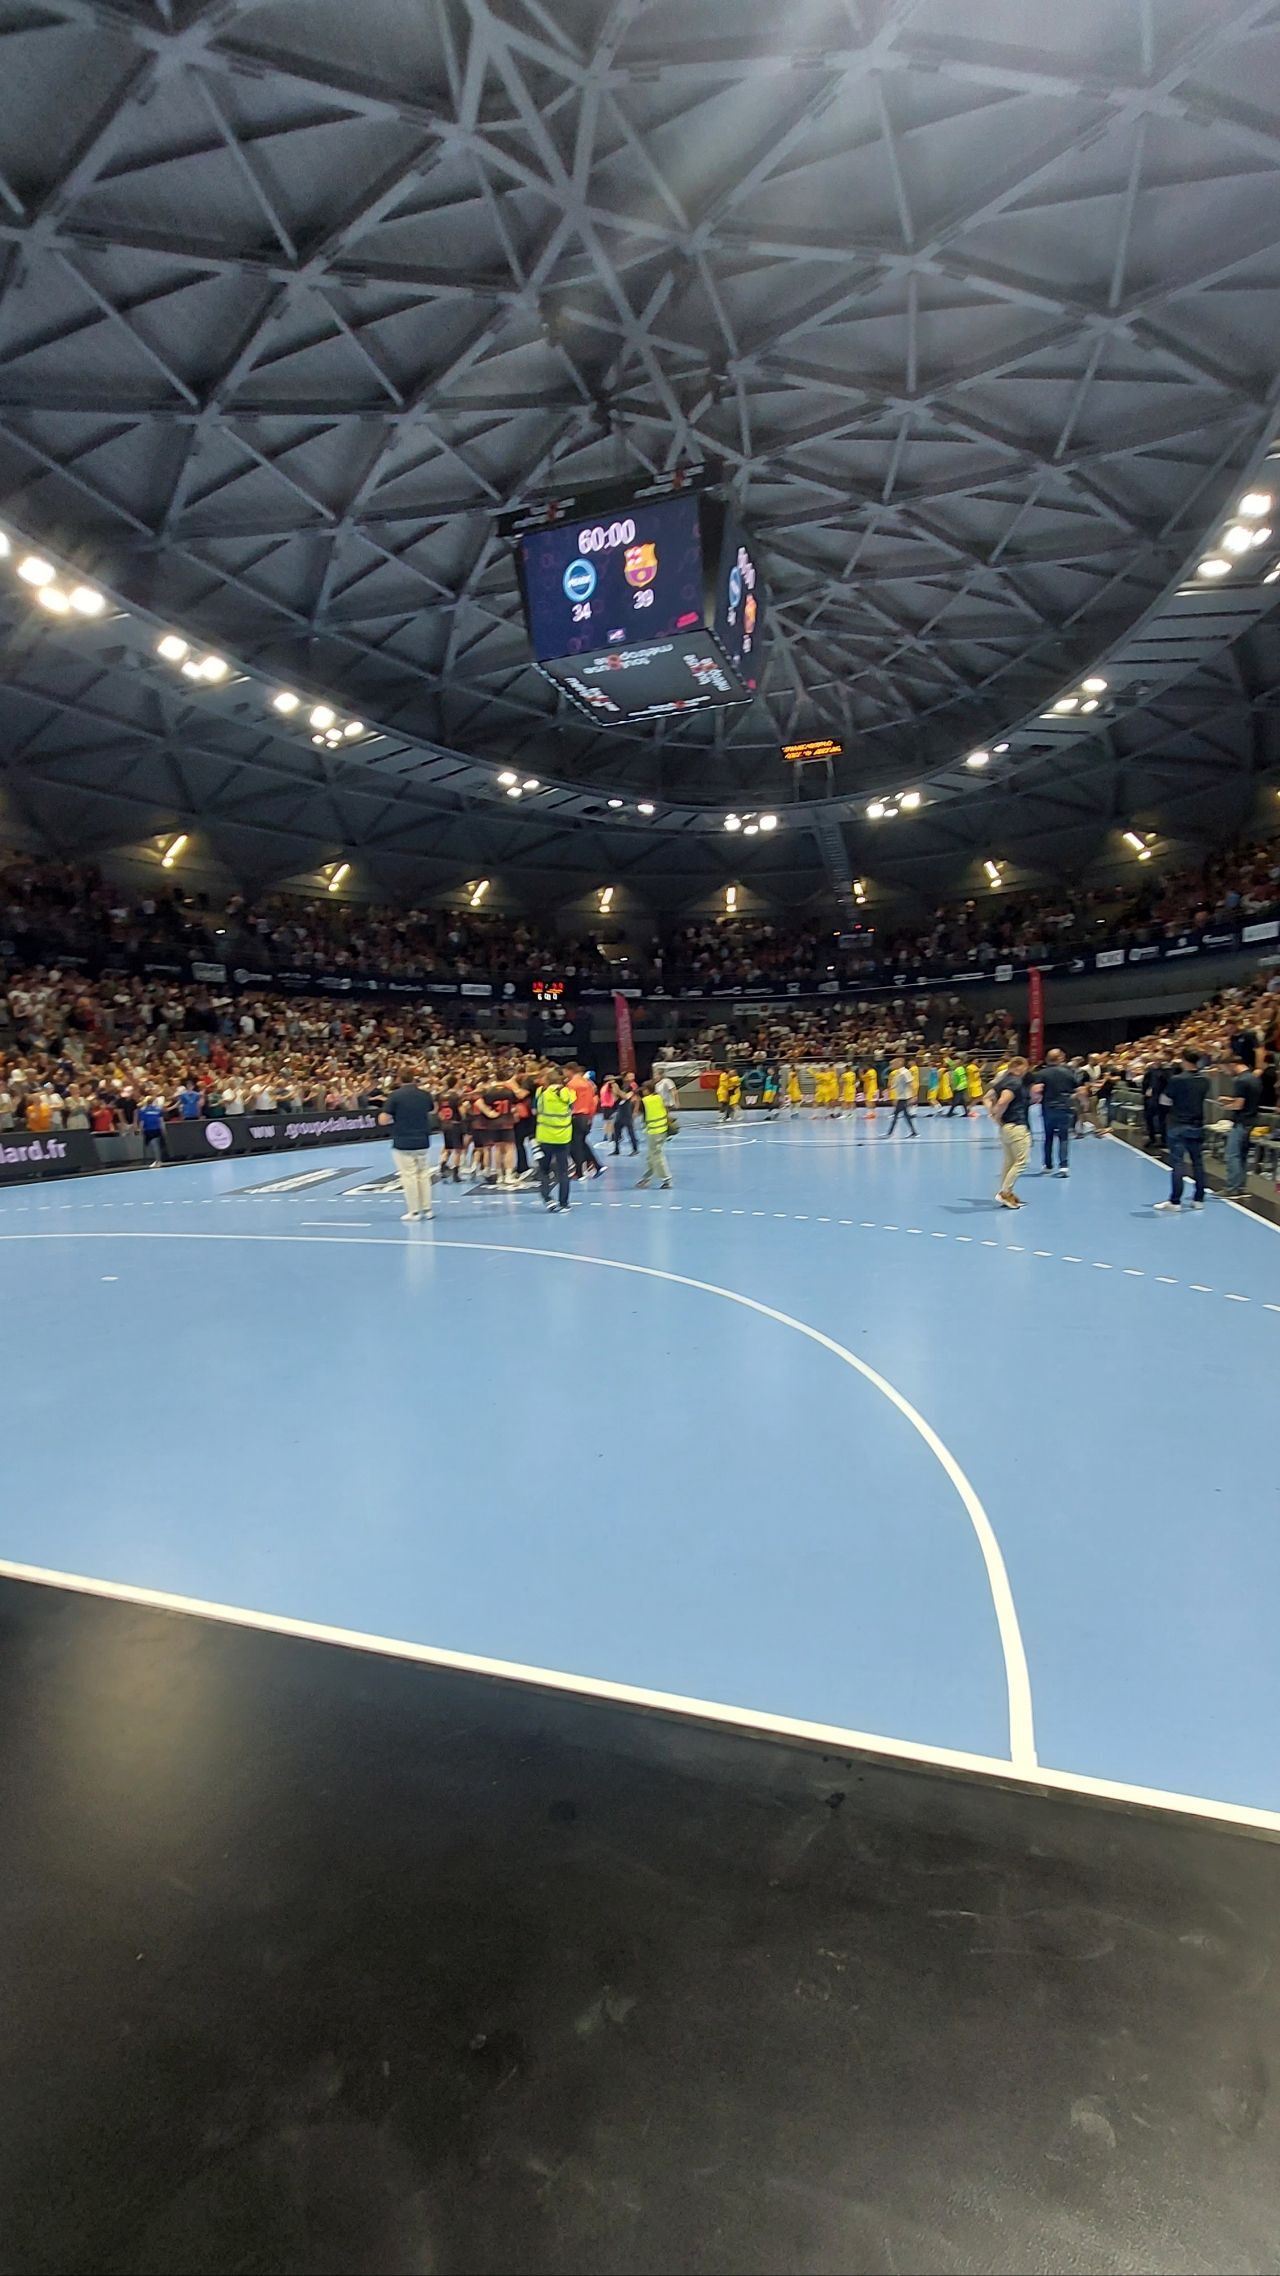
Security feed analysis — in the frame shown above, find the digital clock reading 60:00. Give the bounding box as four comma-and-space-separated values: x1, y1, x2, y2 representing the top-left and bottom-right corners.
576, 517, 636, 553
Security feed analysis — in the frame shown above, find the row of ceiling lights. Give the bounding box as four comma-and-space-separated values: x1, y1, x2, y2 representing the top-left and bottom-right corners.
1196, 488, 1274, 582
0, 535, 107, 620
724, 811, 779, 834
1042, 674, 1108, 720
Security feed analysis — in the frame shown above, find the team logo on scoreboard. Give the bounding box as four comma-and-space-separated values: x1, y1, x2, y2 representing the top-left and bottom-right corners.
562, 556, 597, 603
623, 541, 658, 588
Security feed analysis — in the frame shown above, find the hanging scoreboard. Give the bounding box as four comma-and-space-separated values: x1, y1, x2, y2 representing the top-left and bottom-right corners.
509, 472, 763, 724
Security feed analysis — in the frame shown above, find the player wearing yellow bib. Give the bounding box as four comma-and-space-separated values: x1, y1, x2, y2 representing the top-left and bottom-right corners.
862, 1064, 879, 1115
786, 1066, 803, 1111
840, 1066, 857, 1111
966, 1061, 982, 1117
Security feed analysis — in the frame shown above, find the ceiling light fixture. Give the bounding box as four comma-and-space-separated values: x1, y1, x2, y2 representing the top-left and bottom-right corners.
272, 690, 299, 714
327, 862, 350, 893
161, 833, 188, 869
522, 778, 540, 792
899, 789, 921, 810
744, 822, 759, 836
758, 813, 778, 831
725, 885, 738, 912
1123, 829, 1146, 853
1080, 698, 1100, 714
36, 585, 70, 613
1081, 676, 1107, 694
1222, 524, 1252, 555
598, 886, 615, 912
310, 705, 336, 730
1250, 525, 1273, 548
506, 785, 522, 798
1053, 696, 1079, 714
1240, 491, 1273, 517
469, 879, 490, 907
966, 750, 990, 768
17, 556, 55, 586
199, 655, 228, 681
181, 660, 204, 679
68, 585, 105, 616
157, 634, 189, 662
1197, 556, 1231, 578
637, 801, 655, 816
497, 770, 517, 787
993, 741, 1010, 754
866, 800, 886, 820
344, 721, 365, 739
724, 813, 742, 831
607, 797, 625, 810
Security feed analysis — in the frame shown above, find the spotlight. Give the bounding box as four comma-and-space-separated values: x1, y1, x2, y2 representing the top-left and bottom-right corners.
522, 778, 540, 792
68, 585, 105, 616
161, 833, 188, 869
993, 741, 1010, 754
1081, 676, 1107, 694
36, 585, 70, 613
725, 885, 738, 912
1052, 696, 1079, 714
866, 800, 886, 820
272, 690, 300, 714
900, 789, 921, 810
469, 879, 490, 906
1250, 525, 1273, 548
637, 801, 656, 816
310, 705, 336, 730
1197, 556, 1231, 578
327, 861, 350, 893
724, 813, 742, 831
0, 533, 9, 558
344, 721, 365, 738
181, 660, 204, 679
607, 797, 625, 810
157, 634, 189, 662
966, 750, 990, 768
199, 655, 228, 681
1123, 829, 1145, 853
18, 556, 56, 586
1222, 525, 1252, 555
744, 822, 759, 836
498, 770, 518, 786
758, 813, 778, 831
1240, 491, 1273, 517
506, 785, 522, 798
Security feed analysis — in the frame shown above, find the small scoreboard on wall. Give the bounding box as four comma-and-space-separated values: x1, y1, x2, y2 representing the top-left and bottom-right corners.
505, 468, 762, 725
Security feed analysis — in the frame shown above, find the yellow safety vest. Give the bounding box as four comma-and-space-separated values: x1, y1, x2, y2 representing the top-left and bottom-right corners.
535, 1085, 574, 1145
642, 1093, 669, 1136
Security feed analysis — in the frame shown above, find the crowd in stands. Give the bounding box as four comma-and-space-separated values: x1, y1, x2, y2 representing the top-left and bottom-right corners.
674, 996, 1020, 1074
3, 830, 1279, 1001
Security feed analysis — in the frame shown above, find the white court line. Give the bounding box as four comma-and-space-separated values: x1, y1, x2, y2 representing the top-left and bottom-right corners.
0, 1225, 1037, 1772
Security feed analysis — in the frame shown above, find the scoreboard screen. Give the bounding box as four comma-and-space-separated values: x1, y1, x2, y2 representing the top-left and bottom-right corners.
518, 495, 705, 662
513, 479, 763, 725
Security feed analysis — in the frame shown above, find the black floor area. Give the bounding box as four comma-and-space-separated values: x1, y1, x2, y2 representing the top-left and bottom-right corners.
2, 1581, 1279, 2274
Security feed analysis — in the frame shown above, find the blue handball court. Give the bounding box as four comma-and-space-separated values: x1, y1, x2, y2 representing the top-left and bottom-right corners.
3, 1115, 1277, 1833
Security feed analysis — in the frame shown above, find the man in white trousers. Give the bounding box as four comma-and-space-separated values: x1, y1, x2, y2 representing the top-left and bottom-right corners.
379, 1066, 436, 1221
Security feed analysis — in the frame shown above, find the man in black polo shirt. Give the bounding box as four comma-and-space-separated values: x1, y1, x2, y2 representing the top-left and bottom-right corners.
1140, 1055, 1168, 1152
1034, 1048, 1079, 1177
990, 1056, 1032, 1210
1154, 1050, 1210, 1213
378, 1064, 436, 1222
1222, 1053, 1262, 1198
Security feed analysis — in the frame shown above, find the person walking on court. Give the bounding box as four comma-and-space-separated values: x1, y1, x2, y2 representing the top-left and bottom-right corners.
990, 1055, 1032, 1209
884, 1055, 917, 1137
379, 1064, 435, 1221
565, 1062, 602, 1180
1222, 1052, 1261, 1198
945, 1057, 969, 1116
535, 1064, 576, 1213
636, 1079, 673, 1189
1036, 1048, 1078, 1177
1154, 1048, 1210, 1212
612, 1072, 639, 1157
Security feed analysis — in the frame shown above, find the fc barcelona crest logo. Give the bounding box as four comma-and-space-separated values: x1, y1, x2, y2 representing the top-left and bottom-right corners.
624, 541, 658, 588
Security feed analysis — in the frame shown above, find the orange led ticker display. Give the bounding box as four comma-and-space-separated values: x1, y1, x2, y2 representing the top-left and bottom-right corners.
783, 738, 842, 762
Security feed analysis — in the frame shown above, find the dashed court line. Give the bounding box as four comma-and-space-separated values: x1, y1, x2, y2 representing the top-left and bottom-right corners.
0, 1187, 1271, 1317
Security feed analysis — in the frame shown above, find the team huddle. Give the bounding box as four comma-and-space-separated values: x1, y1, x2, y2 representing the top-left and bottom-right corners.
380, 1061, 676, 1221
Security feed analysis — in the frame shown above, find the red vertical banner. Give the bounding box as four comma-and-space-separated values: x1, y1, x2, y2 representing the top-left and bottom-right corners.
1028, 966, 1045, 1064
613, 991, 636, 1075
